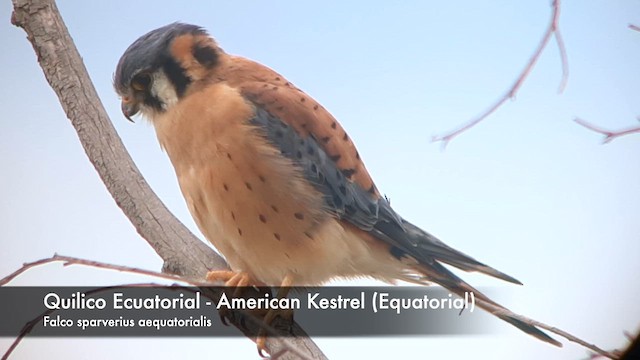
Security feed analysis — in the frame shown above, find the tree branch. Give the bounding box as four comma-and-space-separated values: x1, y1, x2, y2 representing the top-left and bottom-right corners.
574, 117, 640, 143
432, 0, 568, 148
9, 0, 327, 358
479, 300, 618, 359
1, 255, 316, 360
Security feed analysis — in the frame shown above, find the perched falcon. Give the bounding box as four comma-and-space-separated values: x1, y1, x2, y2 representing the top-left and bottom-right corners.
114, 23, 560, 351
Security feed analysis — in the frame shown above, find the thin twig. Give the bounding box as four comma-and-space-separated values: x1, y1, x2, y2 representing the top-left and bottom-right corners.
478, 299, 619, 359
574, 117, 640, 143
432, 0, 568, 148
0, 256, 315, 360
629, 24, 640, 32
584, 330, 635, 359
0, 254, 205, 287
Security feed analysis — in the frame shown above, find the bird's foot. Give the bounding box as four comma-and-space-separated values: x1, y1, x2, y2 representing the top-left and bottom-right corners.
206, 270, 263, 325
206, 270, 256, 287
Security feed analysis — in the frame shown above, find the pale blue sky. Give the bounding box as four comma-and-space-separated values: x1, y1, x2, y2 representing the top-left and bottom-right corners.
1, 1, 639, 359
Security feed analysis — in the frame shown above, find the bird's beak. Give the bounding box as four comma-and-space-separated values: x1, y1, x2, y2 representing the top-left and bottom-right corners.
121, 98, 139, 122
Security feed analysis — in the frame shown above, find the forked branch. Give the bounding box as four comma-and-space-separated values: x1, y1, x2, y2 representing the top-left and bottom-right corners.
432, 0, 568, 148
574, 117, 640, 143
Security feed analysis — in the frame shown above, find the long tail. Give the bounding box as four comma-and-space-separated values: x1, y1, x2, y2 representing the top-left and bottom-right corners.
373, 218, 562, 346
412, 260, 561, 347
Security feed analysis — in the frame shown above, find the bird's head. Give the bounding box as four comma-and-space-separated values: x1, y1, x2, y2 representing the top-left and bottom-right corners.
114, 23, 222, 122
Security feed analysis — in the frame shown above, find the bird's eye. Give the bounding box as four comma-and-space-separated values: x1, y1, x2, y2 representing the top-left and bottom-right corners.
131, 73, 152, 91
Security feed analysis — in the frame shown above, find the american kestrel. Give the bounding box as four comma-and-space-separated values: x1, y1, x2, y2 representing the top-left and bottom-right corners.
114, 23, 560, 353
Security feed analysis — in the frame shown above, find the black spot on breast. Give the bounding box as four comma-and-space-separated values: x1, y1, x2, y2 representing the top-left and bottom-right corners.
321, 136, 331, 144
273, 233, 281, 241
259, 214, 267, 223
294, 212, 304, 220
245, 182, 253, 191
259, 175, 266, 183
331, 122, 337, 129
237, 228, 243, 236
330, 154, 341, 162
271, 205, 279, 213
223, 183, 229, 192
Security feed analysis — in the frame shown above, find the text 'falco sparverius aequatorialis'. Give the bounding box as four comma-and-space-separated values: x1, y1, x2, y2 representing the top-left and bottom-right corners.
113, 23, 561, 353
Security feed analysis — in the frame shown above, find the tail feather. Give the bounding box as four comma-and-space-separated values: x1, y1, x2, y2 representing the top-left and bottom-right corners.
372, 214, 562, 346
414, 261, 562, 347
401, 221, 523, 285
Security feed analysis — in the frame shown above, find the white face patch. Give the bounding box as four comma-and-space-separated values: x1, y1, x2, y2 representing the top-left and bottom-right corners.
139, 69, 179, 120
151, 70, 179, 110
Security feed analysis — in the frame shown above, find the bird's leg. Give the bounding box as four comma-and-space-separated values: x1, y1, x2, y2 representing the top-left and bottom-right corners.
255, 273, 295, 357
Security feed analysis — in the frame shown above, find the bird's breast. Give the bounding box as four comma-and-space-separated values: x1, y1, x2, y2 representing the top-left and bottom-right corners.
150, 83, 354, 284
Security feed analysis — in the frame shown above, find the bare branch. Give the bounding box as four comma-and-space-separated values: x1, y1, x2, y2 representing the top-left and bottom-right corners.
9, 0, 327, 358
629, 24, 640, 32
1, 255, 315, 360
574, 117, 640, 143
554, 26, 569, 93
0, 254, 203, 287
478, 298, 619, 359
432, 0, 568, 148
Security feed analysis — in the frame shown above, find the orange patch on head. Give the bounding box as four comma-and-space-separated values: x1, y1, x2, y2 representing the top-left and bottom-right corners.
170, 34, 194, 62
169, 34, 217, 83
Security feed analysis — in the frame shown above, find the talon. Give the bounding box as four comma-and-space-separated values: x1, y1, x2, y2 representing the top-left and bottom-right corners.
256, 335, 270, 358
